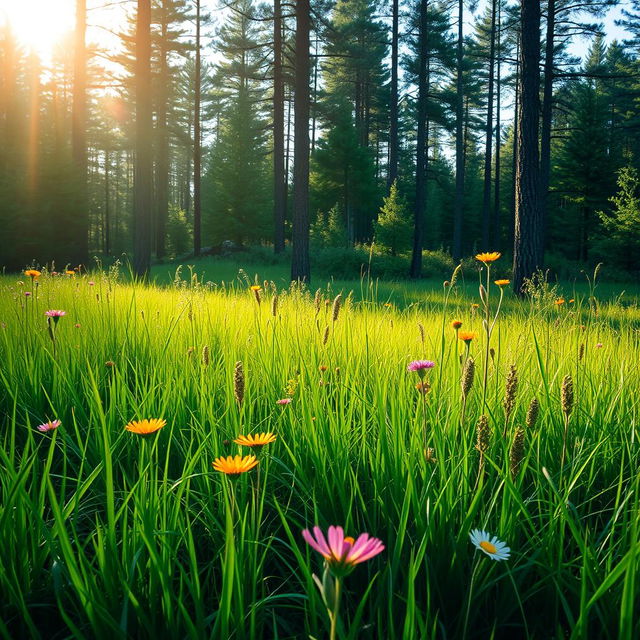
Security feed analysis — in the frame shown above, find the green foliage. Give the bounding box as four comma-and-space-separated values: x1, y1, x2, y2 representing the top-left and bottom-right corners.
311, 204, 348, 248
165, 205, 192, 258
373, 181, 412, 255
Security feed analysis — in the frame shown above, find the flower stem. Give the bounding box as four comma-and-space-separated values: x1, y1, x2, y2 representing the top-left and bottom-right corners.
330, 577, 342, 640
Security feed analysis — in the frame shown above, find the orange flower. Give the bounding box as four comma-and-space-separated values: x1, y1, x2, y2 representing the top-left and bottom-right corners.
494, 279, 510, 287
471, 303, 480, 309
475, 252, 501, 264
569, 299, 575, 303
452, 320, 463, 329
555, 298, 565, 306
250, 285, 261, 291
66, 270, 76, 276
212, 454, 258, 476
458, 331, 478, 343
125, 418, 166, 435
233, 432, 277, 448
24, 269, 41, 278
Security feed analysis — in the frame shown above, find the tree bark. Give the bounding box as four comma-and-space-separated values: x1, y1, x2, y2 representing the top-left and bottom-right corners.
512, 0, 543, 295
72, 0, 88, 266
452, 0, 464, 261
388, 0, 399, 188
193, 0, 202, 256
539, 0, 555, 251
481, 0, 497, 250
493, 0, 501, 250
273, 0, 286, 253
155, 4, 169, 260
133, 0, 153, 277
291, 0, 311, 282
409, 0, 428, 278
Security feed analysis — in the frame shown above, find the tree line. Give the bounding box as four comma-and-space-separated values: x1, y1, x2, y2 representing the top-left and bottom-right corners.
1, 0, 640, 290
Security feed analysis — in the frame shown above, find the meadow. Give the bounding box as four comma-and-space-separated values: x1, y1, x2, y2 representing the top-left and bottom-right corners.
1, 260, 640, 639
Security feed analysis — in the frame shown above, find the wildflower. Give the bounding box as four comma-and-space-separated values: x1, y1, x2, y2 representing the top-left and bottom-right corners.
250, 285, 261, 291
45, 310, 66, 324
250, 285, 261, 304
471, 303, 480, 310
452, 320, 463, 330
124, 418, 166, 435
475, 252, 501, 264
407, 360, 436, 378
234, 361, 245, 406
555, 298, 565, 306
319, 365, 328, 372
469, 529, 510, 561
74, 323, 81, 328
494, 279, 510, 287
596, 342, 603, 349
384, 302, 393, 308
66, 270, 75, 276
212, 454, 258, 476
105, 360, 115, 368
234, 432, 277, 448
302, 525, 384, 577
37, 419, 61, 433
276, 398, 292, 405
458, 331, 477, 344
569, 298, 575, 303
25, 269, 41, 278
25, 292, 32, 297
415, 381, 431, 394
88, 281, 95, 286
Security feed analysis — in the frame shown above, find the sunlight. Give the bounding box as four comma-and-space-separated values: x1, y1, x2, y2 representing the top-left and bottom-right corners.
0, 0, 75, 60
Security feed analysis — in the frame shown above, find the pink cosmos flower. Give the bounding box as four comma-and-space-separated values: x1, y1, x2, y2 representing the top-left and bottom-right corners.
45, 310, 66, 318
37, 419, 61, 432
276, 398, 292, 405
407, 360, 436, 374
302, 525, 384, 576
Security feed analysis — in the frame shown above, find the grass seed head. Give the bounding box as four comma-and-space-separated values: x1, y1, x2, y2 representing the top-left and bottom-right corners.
332, 294, 343, 323
234, 361, 245, 406
271, 294, 278, 317
202, 345, 210, 367
510, 427, 526, 479
462, 357, 476, 398
561, 375, 574, 418
322, 325, 330, 345
503, 364, 518, 421
525, 397, 540, 429
476, 414, 491, 454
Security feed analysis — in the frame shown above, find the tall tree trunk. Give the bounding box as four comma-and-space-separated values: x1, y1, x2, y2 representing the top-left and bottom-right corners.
133, 0, 153, 277
510, 31, 519, 237
72, 0, 88, 266
512, 0, 542, 294
155, 8, 169, 259
291, 0, 311, 282
105, 149, 111, 255
539, 0, 555, 251
388, 0, 399, 187
409, 0, 428, 278
273, 0, 286, 253
481, 0, 497, 250
452, 0, 464, 261
493, 0, 501, 250
193, 0, 202, 256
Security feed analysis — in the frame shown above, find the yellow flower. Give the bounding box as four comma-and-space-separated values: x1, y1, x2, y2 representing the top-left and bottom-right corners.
24, 269, 41, 278
494, 279, 510, 287
212, 454, 258, 476
66, 270, 76, 276
458, 331, 478, 343
250, 285, 261, 291
233, 432, 277, 448
475, 252, 501, 264
124, 418, 167, 435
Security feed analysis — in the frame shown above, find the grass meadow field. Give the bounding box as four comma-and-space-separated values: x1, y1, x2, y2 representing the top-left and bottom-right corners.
1, 260, 640, 639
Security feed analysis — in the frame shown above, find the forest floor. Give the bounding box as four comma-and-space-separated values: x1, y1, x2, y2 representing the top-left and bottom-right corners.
1, 264, 639, 638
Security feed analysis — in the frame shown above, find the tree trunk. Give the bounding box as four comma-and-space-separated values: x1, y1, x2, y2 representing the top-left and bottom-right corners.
510, 31, 519, 248
133, 0, 153, 277
409, 0, 428, 278
481, 0, 497, 251
105, 149, 111, 255
452, 0, 465, 261
512, 0, 542, 295
291, 0, 311, 282
155, 8, 169, 259
539, 0, 555, 252
388, 0, 399, 188
193, 0, 202, 256
493, 0, 501, 250
273, 0, 286, 253
72, 0, 88, 266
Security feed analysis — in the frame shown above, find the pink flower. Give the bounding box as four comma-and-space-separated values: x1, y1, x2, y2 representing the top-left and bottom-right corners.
302, 525, 384, 576
45, 310, 66, 318
596, 343, 603, 348
407, 360, 436, 376
276, 398, 292, 405
88, 281, 95, 286
25, 292, 31, 297
74, 323, 81, 328
37, 419, 61, 432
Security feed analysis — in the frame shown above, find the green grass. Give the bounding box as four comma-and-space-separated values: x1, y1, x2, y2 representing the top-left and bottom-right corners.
1, 266, 640, 639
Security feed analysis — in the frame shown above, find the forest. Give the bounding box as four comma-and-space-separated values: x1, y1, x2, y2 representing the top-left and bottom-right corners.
0, 1, 640, 285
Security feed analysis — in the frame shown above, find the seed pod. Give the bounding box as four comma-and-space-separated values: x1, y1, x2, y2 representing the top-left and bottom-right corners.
475, 415, 491, 454
332, 294, 342, 322
234, 361, 245, 406
510, 427, 526, 479
489, 347, 495, 363
525, 397, 540, 429
503, 364, 518, 422
202, 345, 210, 366
561, 375, 574, 418
462, 357, 475, 398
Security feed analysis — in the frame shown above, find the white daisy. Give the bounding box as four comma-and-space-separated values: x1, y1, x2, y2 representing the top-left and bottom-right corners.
469, 529, 511, 561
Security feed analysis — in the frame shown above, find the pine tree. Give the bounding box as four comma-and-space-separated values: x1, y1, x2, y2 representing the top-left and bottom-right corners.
374, 180, 412, 255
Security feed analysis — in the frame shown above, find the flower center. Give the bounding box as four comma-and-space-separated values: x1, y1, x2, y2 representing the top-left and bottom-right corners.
480, 540, 497, 554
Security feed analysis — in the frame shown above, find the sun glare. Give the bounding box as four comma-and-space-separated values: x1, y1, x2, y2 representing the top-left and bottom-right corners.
0, 0, 76, 60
